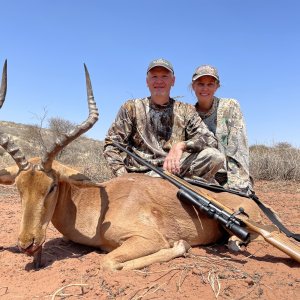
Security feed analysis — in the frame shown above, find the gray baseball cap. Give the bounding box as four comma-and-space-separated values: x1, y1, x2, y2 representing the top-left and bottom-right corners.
192, 65, 219, 82
147, 58, 174, 74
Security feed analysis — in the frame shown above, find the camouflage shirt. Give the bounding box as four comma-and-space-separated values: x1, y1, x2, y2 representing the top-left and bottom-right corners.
196, 97, 251, 192
104, 97, 217, 176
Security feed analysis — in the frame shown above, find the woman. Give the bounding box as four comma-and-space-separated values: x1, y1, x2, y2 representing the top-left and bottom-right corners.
191, 65, 252, 194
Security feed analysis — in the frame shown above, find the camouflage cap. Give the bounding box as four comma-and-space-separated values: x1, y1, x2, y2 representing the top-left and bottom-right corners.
192, 65, 219, 82
147, 58, 174, 74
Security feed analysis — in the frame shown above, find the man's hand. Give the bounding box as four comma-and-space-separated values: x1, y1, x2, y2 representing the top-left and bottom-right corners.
163, 142, 186, 174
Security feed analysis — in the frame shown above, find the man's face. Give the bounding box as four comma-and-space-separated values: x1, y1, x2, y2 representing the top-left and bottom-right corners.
146, 67, 175, 101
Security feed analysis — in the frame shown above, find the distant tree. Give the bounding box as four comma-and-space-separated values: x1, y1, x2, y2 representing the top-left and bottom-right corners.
23, 108, 49, 156
23, 124, 47, 156
24, 108, 81, 159
249, 144, 269, 152
48, 117, 76, 140
274, 142, 292, 149
47, 117, 79, 159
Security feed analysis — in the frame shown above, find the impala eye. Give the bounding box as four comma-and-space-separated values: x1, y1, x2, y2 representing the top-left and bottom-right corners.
49, 184, 57, 194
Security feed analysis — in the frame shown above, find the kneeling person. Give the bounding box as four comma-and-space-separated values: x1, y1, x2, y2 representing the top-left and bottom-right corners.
104, 58, 224, 182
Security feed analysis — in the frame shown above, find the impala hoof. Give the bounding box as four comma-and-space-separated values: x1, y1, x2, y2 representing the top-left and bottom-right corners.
227, 239, 245, 252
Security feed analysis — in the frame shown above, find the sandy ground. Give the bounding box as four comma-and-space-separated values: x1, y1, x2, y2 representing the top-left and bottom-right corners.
0, 181, 299, 300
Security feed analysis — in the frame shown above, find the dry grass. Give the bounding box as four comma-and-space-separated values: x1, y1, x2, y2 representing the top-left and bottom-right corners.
250, 142, 300, 181
51, 283, 89, 299
130, 251, 261, 299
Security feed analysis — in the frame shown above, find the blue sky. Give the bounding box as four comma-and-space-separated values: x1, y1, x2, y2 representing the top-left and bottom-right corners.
0, 1, 299, 146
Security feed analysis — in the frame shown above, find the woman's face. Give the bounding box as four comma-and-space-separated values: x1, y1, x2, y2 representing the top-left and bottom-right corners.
192, 75, 219, 103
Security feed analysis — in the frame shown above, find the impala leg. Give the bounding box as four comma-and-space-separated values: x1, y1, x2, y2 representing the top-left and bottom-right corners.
101, 237, 190, 271
121, 239, 191, 270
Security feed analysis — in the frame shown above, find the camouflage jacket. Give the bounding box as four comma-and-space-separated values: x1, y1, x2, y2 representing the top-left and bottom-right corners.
196, 97, 251, 192
104, 97, 217, 176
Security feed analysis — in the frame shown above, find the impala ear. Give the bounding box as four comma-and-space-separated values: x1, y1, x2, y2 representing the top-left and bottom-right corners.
52, 161, 99, 187
61, 172, 99, 187
0, 165, 19, 185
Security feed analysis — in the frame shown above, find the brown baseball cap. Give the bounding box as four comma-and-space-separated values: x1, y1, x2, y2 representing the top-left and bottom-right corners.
147, 58, 174, 74
192, 65, 219, 82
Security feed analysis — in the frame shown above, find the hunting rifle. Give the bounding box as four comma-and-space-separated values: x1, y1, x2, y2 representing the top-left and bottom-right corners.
111, 141, 300, 263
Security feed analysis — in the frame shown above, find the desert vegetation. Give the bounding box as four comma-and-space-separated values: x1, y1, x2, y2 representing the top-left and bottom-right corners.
250, 142, 300, 181
1, 120, 299, 183
0, 119, 113, 181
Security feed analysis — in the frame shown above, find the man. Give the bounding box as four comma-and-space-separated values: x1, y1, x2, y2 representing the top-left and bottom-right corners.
104, 58, 224, 181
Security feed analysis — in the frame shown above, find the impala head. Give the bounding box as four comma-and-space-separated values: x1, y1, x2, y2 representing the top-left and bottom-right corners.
0, 62, 99, 257
16, 163, 60, 255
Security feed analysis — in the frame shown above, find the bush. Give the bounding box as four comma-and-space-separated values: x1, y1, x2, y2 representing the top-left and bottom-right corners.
250, 143, 300, 181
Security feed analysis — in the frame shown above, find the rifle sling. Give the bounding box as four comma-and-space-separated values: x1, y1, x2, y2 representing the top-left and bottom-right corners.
249, 193, 300, 242
184, 178, 300, 242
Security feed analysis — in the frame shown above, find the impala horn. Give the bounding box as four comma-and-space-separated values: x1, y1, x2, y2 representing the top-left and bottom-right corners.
0, 60, 30, 170
0, 59, 7, 109
41, 64, 99, 172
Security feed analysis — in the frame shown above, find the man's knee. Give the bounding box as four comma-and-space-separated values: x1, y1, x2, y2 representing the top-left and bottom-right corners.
201, 148, 225, 167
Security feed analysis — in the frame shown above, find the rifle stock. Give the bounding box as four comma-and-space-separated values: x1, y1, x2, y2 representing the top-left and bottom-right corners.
242, 219, 300, 263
